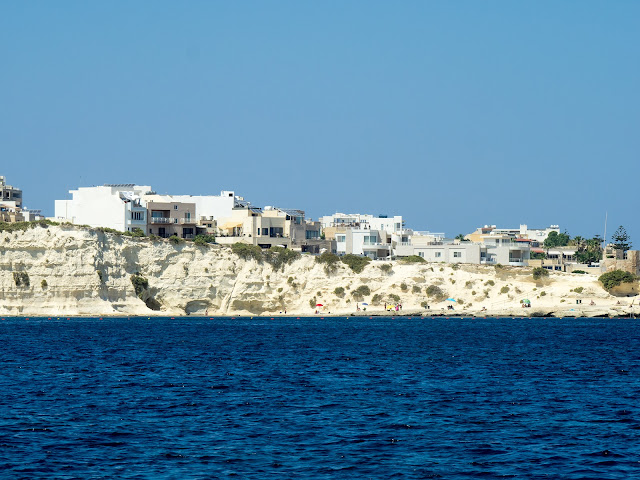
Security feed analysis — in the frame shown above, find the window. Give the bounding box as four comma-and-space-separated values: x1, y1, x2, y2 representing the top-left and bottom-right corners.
262, 228, 268, 236
453, 252, 462, 258
306, 230, 320, 239
132, 211, 144, 221
174, 205, 178, 210
418, 252, 424, 258
336, 235, 346, 242
435, 252, 442, 258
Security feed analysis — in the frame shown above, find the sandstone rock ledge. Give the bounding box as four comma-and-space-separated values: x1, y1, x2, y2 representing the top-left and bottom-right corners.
0, 225, 636, 318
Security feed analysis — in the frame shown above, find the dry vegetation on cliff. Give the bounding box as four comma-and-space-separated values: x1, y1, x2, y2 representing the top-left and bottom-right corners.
0, 224, 636, 317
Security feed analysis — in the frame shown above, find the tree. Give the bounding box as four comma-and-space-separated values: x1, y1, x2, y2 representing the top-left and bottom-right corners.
544, 231, 570, 248
574, 235, 603, 264
569, 235, 585, 248
532, 267, 549, 280
455, 234, 469, 242
611, 225, 632, 252
599, 270, 637, 290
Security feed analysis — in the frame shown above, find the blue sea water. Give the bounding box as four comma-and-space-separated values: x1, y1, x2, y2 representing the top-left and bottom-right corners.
0, 316, 639, 479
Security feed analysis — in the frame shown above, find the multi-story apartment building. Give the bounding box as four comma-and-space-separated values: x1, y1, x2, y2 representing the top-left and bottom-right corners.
214, 205, 326, 252
396, 234, 531, 266
321, 213, 405, 259
0, 204, 25, 223
146, 199, 197, 239
54, 184, 152, 233
466, 224, 560, 245
1, 175, 23, 209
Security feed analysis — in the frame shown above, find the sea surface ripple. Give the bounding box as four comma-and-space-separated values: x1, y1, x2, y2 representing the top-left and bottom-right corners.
0, 316, 639, 479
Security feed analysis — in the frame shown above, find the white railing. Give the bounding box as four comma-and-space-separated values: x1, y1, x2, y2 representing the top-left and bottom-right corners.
180, 218, 195, 224
150, 217, 172, 224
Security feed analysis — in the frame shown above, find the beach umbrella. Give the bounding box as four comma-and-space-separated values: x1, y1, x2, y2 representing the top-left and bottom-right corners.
446, 298, 456, 302
316, 303, 323, 307
521, 299, 531, 304
361, 303, 368, 306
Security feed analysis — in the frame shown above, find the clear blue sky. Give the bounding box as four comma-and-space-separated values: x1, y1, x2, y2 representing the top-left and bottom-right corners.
2, 1, 638, 242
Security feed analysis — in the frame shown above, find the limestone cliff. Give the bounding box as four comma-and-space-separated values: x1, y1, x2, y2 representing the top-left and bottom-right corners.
0, 224, 633, 317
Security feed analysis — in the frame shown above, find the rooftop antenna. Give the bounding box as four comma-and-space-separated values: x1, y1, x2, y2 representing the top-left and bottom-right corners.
603, 211, 608, 250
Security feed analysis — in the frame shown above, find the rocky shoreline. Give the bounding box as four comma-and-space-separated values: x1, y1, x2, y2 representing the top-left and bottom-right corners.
1, 224, 637, 317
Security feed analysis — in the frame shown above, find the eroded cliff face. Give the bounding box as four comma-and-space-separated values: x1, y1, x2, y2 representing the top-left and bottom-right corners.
0, 225, 617, 317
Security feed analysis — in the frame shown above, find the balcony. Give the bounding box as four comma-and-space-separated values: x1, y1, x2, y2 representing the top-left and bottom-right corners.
179, 218, 196, 224
150, 217, 172, 224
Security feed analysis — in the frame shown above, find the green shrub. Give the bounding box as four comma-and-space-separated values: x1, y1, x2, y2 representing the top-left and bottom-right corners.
400, 255, 425, 263
451, 263, 460, 270
389, 293, 401, 303
264, 246, 300, 271
288, 277, 295, 284
400, 282, 408, 291
123, 228, 145, 238
412, 285, 421, 294
277, 287, 283, 293
465, 281, 474, 289
130, 274, 149, 298
315, 252, 340, 275
471, 290, 477, 295
500, 286, 510, 294
41, 279, 47, 289
540, 291, 547, 296
371, 293, 382, 305
425, 285, 446, 301
193, 234, 216, 246
485, 280, 495, 286
380, 263, 393, 273
341, 254, 371, 273
168, 235, 184, 245
0, 219, 58, 233
12, 272, 30, 288
532, 267, 549, 280
352, 285, 371, 299
572, 270, 587, 274
421, 301, 430, 309
97, 227, 124, 236
457, 299, 464, 305
309, 297, 317, 309
599, 270, 637, 290
573, 287, 584, 294
334, 286, 345, 297
232, 243, 263, 262
97, 270, 104, 283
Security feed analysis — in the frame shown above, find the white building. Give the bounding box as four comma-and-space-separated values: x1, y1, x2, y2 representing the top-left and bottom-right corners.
466, 224, 560, 244
54, 184, 152, 233
320, 213, 403, 234
321, 213, 405, 259
396, 234, 530, 266
143, 190, 241, 223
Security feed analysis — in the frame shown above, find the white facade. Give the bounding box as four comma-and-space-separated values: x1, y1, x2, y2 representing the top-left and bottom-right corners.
320, 213, 403, 234
470, 224, 560, 243
413, 243, 482, 264
54, 184, 152, 233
